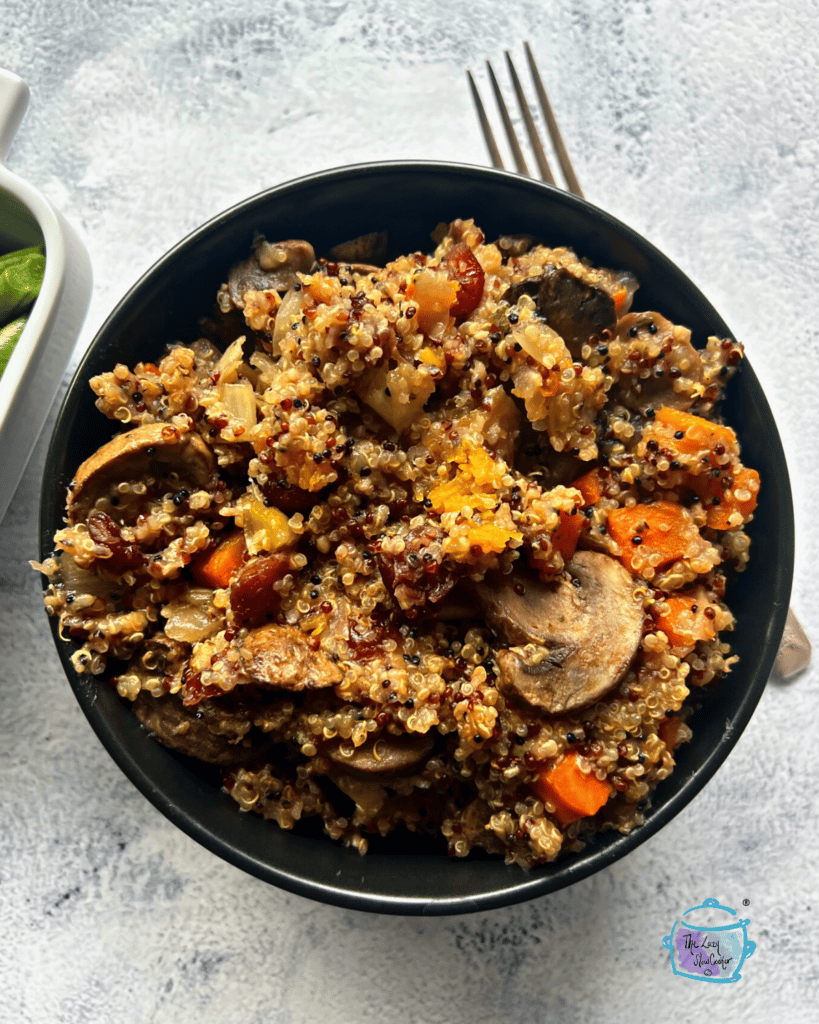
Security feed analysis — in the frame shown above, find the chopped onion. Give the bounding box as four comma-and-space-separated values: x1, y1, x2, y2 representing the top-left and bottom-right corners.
221, 380, 257, 431
58, 553, 116, 599
272, 287, 304, 349
162, 587, 221, 643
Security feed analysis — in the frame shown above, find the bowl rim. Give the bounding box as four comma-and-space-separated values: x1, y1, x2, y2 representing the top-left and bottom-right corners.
39, 159, 794, 914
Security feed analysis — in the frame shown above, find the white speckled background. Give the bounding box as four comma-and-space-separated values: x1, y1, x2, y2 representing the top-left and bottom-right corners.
2, 1, 818, 1020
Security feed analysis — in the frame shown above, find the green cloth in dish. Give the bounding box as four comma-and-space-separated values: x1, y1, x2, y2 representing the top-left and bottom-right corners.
0, 315, 27, 378
0, 245, 45, 325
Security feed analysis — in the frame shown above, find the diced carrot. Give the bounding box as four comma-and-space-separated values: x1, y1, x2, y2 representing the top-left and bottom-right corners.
551, 507, 585, 563
189, 530, 247, 588
532, 749, 612, 826
606, 500, 694, 575
694, 465, 760, 530
644, 407, 738, 467
612, 286, 628, 315
651, 587, 718, 652
571, 467, 605, 506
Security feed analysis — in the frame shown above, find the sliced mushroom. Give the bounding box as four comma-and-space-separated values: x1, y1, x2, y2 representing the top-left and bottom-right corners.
238, 623, 342, 691
610, 312, 705, 414
496, 234, 537, 259
327, 231, 388, 268
128, 633, 190, 688
326, 731, 434, 777
505, 263, 617, 357
227, 238, 315, 308
67, 422, 216, 524
131, 691, 272, 766
473, 551, 643, 713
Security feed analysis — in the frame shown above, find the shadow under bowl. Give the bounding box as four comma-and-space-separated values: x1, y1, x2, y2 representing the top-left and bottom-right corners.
39, 161, 794, 915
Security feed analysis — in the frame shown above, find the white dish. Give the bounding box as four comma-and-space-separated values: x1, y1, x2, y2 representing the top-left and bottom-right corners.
0, 67, 92, 524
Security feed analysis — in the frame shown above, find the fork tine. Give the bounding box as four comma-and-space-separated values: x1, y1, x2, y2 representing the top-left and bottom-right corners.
485, 60, 530, 177
504, 51, 557, 186
524, 41, 583, 198
466, 70, 504, 170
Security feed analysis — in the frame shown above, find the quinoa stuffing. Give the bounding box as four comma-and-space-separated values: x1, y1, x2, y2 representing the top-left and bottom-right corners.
37, 220, 759, 866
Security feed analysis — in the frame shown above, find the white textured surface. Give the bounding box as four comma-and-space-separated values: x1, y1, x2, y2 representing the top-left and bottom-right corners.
2, 1, 818, 1020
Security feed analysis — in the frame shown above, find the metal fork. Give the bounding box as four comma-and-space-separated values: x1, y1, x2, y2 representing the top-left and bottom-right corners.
467, 42, 583, 197
467, 46, 811, 680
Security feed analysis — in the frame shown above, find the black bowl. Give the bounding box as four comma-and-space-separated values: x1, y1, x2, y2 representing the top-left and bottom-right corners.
39, 162, 794, 914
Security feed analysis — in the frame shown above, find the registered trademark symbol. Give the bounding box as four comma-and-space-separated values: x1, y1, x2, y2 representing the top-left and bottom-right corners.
743, 899, 750, 906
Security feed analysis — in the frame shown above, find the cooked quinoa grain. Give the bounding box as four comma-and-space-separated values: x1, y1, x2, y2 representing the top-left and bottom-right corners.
38, 220, 758, 866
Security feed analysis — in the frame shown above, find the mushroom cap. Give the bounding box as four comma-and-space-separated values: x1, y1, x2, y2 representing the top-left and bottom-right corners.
239, 623, 342, 691
505, 264, 616, 357
67, 422, 216, 524
474, 551, 644, 714
326, 231, 388, 268
611, 311, 704, 414
326, 731, 434, 778
131, 691, 272, 766
227, 238, 315, 307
